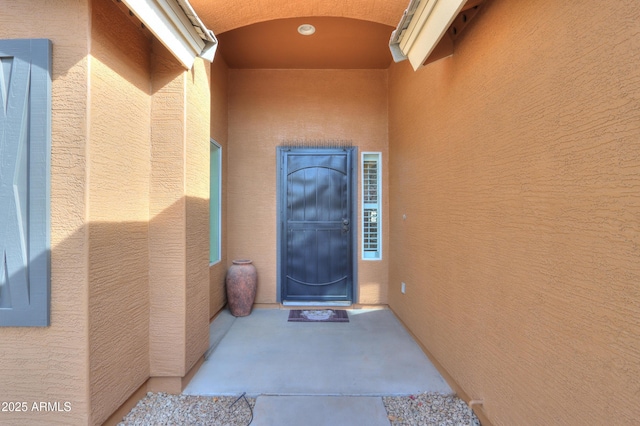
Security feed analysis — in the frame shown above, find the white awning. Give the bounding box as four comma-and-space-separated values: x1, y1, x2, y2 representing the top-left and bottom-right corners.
122, 0, 218, 69
389, 0, 467, 70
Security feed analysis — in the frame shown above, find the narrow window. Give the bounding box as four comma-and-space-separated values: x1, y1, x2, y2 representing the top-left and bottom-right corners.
362, 152, 381, 260
209, 140, 222, 264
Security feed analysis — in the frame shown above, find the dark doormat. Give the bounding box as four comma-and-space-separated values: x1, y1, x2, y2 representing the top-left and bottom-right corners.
288, 309, 349, 323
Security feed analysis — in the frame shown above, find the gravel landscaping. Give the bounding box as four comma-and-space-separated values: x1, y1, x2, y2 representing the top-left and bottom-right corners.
383, 393, 480, 425
120, 392, 479, 425
119, 393, 256, 426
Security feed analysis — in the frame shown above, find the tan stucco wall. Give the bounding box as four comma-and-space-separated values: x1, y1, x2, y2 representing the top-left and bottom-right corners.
388, 0, 640, 424
2, 1, 212, 424
88, 1, 152, 424
149, 39, 188, 377
0, 2, 90, 425
148, 41, 211, 380
228, 69, 389, 304
209, 56, 229, 317
185, 58, 212, 370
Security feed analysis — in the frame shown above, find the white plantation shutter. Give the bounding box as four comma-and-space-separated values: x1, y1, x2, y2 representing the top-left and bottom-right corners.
362, 153, 381, 260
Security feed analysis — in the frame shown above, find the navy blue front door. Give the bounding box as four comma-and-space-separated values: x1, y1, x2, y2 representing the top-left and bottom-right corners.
279, 148, 354, 302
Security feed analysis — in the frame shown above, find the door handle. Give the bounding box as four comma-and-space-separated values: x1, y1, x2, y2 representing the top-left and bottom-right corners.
343, 219, 350, 225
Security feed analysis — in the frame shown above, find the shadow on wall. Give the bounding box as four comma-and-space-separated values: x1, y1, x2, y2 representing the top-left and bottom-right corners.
0, 196, 219, 425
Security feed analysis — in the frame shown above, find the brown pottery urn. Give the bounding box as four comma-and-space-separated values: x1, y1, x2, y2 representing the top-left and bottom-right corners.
226, 259, 257, 317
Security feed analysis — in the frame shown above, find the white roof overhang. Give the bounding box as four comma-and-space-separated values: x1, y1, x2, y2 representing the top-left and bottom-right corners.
121, 0, 218, 69
390, 0, 469, 70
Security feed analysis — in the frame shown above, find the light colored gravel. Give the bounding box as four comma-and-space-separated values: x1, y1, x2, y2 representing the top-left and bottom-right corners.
120, 392, 478, 425
119, 392, 255, 426
383, 393, 480, 426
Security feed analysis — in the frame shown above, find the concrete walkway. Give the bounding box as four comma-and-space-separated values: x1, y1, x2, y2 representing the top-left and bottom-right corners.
183, 308, 450, 425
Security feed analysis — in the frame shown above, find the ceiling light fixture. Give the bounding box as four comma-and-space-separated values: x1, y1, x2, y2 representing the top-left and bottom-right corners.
297, 24, 316, 36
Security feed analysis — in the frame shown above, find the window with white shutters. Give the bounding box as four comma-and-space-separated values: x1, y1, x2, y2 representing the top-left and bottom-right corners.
362, 153, 381, 260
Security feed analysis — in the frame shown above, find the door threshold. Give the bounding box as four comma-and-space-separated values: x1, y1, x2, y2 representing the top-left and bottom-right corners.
282, 301, 352, 307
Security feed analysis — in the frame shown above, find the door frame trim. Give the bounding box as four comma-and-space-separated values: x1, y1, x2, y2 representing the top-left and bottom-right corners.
276, 147, 358, 304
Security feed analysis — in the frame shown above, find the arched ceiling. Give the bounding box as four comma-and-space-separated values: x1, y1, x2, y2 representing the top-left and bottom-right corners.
217, 17, 395, 69
190, 0, 407, 34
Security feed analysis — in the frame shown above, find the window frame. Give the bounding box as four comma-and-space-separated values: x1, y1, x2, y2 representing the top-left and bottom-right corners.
361, 152, 382, 261
209, 139, 222, 265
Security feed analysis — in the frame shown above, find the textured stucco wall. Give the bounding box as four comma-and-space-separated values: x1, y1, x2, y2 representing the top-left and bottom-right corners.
209, 56, 229, 317
149, 39, 188, 377
1, 2, 213, 424
185, 57, 212, 371
148, 39, 212, 380
388, 0, 640, 424
0, 2, 90, 425
148, 41, 211, 381
228, 69, 389, 304
191, 0, 407, 33
89, 1, 151, 424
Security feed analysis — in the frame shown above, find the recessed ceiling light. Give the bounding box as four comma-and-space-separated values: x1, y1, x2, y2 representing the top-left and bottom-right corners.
297, 24, 316, 36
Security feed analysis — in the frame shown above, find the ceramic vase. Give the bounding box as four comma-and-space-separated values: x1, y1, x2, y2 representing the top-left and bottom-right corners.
226, 259, 257, 317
